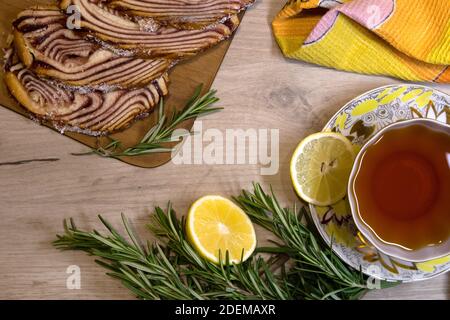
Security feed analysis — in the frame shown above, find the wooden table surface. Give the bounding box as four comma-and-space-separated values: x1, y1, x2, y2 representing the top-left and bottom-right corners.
0, 0, 448, 300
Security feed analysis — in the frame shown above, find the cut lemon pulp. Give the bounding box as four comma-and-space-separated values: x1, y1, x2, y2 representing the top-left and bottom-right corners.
290, 132, 355, 206
186, 195, 256, 264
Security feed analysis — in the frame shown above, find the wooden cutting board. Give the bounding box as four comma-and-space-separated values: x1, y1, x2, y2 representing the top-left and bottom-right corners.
0, 0, 239, 168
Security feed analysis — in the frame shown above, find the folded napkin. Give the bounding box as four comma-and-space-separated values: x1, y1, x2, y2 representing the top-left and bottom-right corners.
272, 0, 450, 83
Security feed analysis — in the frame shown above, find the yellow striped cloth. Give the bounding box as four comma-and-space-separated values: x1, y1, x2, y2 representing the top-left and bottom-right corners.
272, 0, 450, 82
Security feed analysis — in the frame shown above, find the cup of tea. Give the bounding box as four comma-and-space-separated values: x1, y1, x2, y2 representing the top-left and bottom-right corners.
348, 118, 450, 262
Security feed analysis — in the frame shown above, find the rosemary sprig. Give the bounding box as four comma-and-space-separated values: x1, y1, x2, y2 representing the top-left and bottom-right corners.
53, 183, 392, 300
75, 85, 222, 157
54, 210, 289, 300
148, 204, 292, 299
54, 214, 205, 299
233, 183, 370, 300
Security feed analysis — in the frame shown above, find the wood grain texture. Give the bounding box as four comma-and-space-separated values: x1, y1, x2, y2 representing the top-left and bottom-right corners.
0, 0, 448, 300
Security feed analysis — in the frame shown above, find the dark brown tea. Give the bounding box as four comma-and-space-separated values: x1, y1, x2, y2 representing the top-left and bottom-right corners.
353, 123, 450, 250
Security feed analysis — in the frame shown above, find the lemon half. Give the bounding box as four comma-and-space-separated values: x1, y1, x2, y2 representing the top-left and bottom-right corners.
186, 195, 256, 264
290, 132, 355, 206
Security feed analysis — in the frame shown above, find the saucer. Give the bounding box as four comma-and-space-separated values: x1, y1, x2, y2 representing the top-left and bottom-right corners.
310, 84, 450, 282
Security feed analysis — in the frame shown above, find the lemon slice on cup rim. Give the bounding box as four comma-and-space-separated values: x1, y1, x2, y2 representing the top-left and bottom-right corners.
290, 132, 355, 206
186, 195, 257, 264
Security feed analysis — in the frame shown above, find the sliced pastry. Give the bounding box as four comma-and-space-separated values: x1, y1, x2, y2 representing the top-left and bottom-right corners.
13, 6, 172, 89
102, 0, 254, 29
4, 49, 169, 135
60, 0, 240, 58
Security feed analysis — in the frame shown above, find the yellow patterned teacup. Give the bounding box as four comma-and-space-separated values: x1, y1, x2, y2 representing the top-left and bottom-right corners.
348, 118, 450, 262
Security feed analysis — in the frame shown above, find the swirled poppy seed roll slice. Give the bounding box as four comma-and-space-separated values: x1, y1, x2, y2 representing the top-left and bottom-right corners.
60, 0, 240, 59
13, 6, 172, 89
5, 53, 169, 135
102, 0, 254, 29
